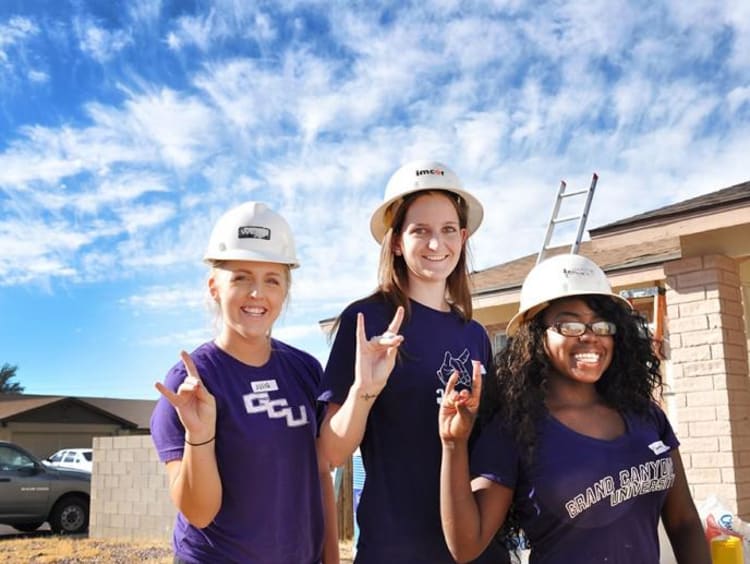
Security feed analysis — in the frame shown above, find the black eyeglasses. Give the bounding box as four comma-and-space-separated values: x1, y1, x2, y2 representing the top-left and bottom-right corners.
548, 321, 617, 337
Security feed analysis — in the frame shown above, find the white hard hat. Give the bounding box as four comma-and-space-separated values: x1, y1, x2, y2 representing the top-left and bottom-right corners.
369, 159, 484, 243
506, 254, 630, 336
203, 201, 299, 268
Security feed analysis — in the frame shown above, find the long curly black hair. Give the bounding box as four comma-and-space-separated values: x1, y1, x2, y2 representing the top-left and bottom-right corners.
486, 294, 663, 556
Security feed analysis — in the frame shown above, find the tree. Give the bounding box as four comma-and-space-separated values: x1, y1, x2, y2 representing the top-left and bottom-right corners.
0, 363, 24, 394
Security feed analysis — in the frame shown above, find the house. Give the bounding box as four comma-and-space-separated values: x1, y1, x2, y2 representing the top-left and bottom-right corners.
471, 180, 750, 516
0, 394, 155, 459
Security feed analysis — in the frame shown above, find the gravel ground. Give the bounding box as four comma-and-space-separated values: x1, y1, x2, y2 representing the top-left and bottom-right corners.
0, 535, 354, 563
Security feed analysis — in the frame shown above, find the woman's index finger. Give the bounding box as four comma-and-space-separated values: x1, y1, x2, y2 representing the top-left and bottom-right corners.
180, 350, 203, 382
472, 361, 483, 399
388, 306, 405, 334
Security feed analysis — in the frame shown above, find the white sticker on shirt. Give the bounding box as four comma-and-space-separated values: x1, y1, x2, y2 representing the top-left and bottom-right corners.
648, 440, 670, 455
251, 379, 279, 393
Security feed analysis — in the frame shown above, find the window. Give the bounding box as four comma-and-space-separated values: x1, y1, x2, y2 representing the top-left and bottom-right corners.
0, 446, 34, 471
493, 332, 508, 354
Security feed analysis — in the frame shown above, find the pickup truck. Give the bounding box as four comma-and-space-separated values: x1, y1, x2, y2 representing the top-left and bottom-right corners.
0, 440, 90, 534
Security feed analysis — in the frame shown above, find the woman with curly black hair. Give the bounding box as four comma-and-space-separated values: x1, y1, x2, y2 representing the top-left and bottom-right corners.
439, 253, 709, 564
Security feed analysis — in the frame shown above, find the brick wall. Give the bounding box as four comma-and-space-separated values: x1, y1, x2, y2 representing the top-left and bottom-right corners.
665, 254, 750, 517
89, 435, 175, 541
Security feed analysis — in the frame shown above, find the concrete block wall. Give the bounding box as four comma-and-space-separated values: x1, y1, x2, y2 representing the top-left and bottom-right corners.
89, 435, 176, 541
664, 254, 750, 518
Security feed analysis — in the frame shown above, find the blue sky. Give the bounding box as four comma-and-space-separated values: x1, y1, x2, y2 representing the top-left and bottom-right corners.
1, 0, 749, 400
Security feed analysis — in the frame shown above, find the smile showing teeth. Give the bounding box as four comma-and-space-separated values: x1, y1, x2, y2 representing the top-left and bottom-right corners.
574, 353, 600, 363
424, 255, 448, 261
241, 306, 266, 316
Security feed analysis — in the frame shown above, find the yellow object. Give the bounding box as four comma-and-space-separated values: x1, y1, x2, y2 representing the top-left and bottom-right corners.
711, 535, 744, 564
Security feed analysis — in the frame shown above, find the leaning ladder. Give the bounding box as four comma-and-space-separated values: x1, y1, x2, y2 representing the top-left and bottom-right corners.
536, 173, 599, 264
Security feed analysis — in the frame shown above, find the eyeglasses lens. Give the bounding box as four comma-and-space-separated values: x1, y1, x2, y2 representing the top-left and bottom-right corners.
555, 321, 616, 336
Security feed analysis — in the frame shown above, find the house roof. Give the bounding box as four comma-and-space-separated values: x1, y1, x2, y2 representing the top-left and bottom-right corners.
590, 180, 750, 236
0, 394, 155, 430
470, 238, 681, 295
81, 397, 156, 430
471, 179, 750, 295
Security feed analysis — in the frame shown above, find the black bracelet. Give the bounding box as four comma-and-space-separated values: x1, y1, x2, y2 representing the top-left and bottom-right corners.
185, 436, 215, 447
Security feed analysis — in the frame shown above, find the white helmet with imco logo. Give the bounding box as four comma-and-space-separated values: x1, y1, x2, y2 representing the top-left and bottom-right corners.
203, 201, 299, 268
369, 159, 484, 243
506, 253, 630, 336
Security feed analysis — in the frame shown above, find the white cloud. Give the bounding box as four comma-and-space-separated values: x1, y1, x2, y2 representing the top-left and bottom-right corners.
76, 21, 133, 63
171, 10, 216, 51
1, 0, 749, 299
116, 202, 177, 234
127, 0, 164, 27
26, 68, 48, 82
727, 86, 750, 113
0, 16, 39, 61
122, 284, 207, 312
273, 321, 325, 343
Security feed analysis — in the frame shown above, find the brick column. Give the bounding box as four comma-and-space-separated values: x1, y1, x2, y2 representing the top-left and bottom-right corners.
665, 255, 750, 517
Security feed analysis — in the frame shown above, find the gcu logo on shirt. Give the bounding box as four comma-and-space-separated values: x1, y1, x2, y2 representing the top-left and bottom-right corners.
243, 392, 309, 428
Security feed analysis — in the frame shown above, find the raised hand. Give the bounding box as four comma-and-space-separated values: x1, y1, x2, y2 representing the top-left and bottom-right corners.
353, 306, 405, 400
439, 361, 482, 444
155, 351, 217, 443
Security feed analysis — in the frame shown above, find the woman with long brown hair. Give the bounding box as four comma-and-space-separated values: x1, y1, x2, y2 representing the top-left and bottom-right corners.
318, 160, 503, 563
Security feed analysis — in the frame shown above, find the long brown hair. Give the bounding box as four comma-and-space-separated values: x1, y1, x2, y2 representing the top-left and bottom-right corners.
328, 189, 475, 341
374, 189, 474, 321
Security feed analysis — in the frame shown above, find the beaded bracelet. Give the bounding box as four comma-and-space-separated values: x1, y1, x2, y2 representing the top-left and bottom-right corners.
185, 436, 215, 447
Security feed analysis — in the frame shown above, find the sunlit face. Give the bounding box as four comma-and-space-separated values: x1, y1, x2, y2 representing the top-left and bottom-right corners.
541, 297, 614, 386
209, 260, 289, 346
394, 192, 467, 287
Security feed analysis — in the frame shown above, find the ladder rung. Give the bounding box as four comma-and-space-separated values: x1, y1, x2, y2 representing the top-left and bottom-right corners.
552, 215, 581, 224
559, 189, 589, 198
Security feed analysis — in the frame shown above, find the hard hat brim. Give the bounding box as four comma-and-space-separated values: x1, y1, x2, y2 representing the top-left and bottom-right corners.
369, 186, 484, 243
203, 249, 300, 269
505, 291, 632, 337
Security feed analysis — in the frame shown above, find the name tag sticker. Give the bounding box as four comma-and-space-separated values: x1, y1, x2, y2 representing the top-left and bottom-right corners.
648, 440, 670, 455
252, 380, 279, 393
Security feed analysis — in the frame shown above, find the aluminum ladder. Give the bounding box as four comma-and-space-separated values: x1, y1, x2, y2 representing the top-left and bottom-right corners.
536, 173, 599, 264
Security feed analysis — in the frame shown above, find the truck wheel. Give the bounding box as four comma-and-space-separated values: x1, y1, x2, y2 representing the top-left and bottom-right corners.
49, 495, 89, 534
12, 522, 44, 532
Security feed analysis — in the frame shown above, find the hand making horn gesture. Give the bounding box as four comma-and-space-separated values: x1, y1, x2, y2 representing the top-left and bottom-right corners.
439, 361, 482, 444
354, 306, 405, 400
155, 351, 217, 444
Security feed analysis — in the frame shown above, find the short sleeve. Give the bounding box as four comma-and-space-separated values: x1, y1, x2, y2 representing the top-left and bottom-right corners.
150, 361, 189, 463
469, 413, 521, 490
318, 307, 358, 406
651, 402, 679, 449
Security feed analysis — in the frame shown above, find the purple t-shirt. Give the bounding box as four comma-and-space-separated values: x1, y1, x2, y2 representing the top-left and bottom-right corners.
471, 404, 679, 563
150, 340, 324, 564
319, 297, 496, 564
